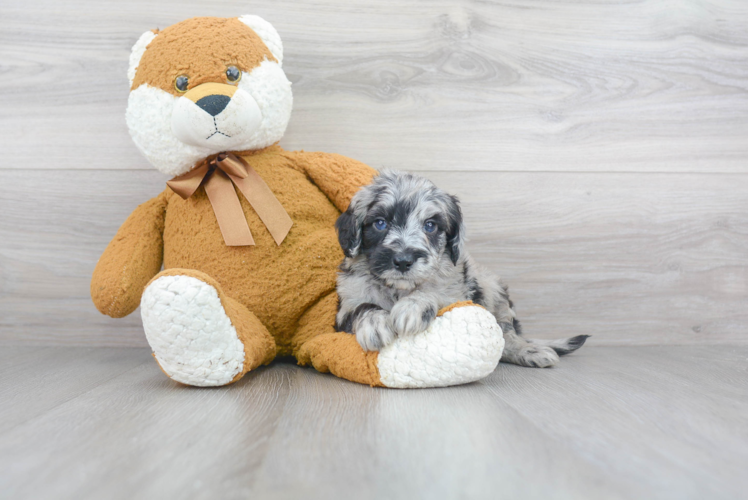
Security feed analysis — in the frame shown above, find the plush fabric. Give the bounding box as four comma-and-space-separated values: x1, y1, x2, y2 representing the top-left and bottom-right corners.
376, 305, 504, 388
93, 145, 375, 352
91, 15, 504, 388
130, 17, 277, 95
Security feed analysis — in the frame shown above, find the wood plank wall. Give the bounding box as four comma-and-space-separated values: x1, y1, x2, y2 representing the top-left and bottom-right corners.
1, 0, 747, 347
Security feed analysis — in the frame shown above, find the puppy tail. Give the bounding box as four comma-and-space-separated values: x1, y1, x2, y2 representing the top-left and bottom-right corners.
527, 335, 590, 356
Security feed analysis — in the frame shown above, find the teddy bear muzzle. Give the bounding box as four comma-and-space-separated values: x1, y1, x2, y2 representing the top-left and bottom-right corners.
171, 81, 262, 149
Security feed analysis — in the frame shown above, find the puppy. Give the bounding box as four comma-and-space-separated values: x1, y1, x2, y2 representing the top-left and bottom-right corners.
334, 170, 588, 368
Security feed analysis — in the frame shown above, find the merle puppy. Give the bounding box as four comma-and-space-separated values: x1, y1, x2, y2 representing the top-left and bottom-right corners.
334, 170, 588, 368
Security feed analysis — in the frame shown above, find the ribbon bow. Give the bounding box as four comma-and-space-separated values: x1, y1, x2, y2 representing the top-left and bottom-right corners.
166, 152, 293, 246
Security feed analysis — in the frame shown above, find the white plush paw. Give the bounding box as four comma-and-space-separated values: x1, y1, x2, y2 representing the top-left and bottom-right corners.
376, 305, 504, 388
140, 275, 245, 387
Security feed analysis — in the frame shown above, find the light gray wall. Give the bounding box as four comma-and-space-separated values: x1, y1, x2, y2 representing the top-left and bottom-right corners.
1, 0, 747, 346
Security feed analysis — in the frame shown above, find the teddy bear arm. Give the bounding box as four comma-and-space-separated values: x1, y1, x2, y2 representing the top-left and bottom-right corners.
289, 151, 377, 212
90, 191, 168, 318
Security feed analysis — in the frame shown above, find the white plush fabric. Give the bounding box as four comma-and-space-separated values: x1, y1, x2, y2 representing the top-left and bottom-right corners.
234, 60, 293, 150
141, 275, 245, 387
171, 86, 263, 150
239, 15, 284, 65
377, 306, 504, 388
126, 85, 211, 177
127, 30, 157, 87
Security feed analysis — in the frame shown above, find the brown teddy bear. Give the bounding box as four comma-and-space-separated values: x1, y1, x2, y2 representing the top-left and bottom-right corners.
91, 15, 504, 388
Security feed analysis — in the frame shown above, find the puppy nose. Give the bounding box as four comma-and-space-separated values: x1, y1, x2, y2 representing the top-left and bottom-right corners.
196, 94, 231, 116
393, 253, 415, 272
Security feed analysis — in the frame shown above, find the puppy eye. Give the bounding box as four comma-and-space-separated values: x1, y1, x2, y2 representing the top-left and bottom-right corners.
424, 220, 437, 233
175, 75, 189, 92
373, 219, 388, 231
226, 65, 242, 84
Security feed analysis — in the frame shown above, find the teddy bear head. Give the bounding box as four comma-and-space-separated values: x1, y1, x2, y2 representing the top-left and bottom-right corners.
125, 16, 293, 176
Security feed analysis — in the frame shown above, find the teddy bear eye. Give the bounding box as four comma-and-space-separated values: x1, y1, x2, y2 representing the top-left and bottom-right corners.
226, 66, 241, 84
175, 75, 189, 92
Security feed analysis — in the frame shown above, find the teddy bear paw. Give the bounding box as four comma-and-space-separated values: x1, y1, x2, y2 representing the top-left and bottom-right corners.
140, 274, 245, 386
376, 304, 504, 388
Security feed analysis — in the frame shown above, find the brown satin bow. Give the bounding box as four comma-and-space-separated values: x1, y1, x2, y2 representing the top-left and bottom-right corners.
166, 152, 293, 246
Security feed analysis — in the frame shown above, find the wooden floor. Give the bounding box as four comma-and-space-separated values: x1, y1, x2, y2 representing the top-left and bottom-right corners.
1, 345, 746, 500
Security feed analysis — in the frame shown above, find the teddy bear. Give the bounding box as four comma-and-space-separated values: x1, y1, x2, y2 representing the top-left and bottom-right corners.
91, 15, 504, 388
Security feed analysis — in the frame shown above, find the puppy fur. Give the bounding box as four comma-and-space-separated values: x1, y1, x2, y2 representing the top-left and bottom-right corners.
334, 170, 588, 368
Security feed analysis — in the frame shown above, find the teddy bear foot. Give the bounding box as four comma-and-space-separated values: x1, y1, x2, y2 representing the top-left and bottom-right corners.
297, 303, 504, 388
141, 274, 246, 387
376, 303, 505, 388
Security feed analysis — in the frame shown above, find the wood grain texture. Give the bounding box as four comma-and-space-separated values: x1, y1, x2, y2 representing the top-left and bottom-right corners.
1, 0, 748, 172
0, 1, 747, 346
0, 345, 746, 499
1, 169, 746, 346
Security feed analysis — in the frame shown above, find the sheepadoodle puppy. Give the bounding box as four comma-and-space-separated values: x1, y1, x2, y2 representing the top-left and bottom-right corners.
334, 170, 588, 368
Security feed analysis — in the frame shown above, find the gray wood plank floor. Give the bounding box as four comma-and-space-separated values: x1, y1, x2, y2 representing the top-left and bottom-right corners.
1, 345, 746, 500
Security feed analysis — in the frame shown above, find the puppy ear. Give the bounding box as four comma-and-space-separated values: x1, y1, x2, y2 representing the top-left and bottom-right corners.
445, 195, 465, 265
335, 207, 362, 258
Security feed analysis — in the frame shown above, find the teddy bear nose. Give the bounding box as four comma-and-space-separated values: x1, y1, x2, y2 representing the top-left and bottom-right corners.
196, 94, 231, 116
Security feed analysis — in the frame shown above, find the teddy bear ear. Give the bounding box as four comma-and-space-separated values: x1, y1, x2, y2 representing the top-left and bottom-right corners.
238, 15, 284, 66
128, 30, 158, 87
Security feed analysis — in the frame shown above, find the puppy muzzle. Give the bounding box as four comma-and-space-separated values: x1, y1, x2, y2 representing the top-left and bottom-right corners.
392, 252, 416, 272
384, 248, 429, 276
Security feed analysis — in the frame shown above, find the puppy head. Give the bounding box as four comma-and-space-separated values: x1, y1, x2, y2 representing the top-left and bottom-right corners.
125, 16, 293, 176
336, 170, 465, 289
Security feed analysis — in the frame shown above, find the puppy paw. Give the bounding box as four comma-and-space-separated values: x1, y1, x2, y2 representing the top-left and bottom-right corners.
389, 297, 437, 337
354, 309, 396, 351
516, 345, 559, 368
